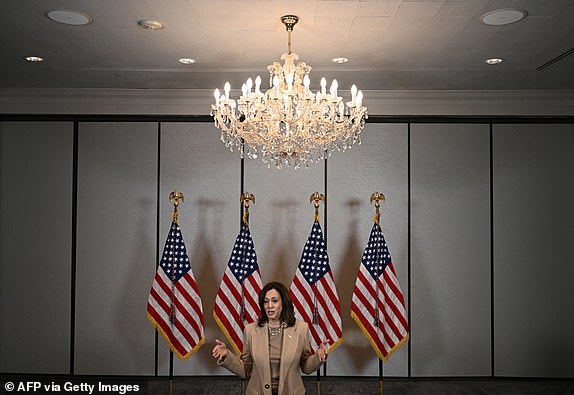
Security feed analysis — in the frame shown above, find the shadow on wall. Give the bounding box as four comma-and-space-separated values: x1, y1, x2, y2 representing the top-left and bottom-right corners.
116, 196, 156, 373
262, 199, 299, 285
189, 198, 228, 373
335, 199, 376, 373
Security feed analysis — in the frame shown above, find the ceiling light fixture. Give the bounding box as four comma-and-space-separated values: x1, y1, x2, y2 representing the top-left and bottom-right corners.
484, 58, 504, 65
24, 56, 45, 62
211, 15, 367, 169
45, 10, 93, 26
178, 58, 196, 65
481, 9, 527, 26
331, 57, 349, 64
138, 19, 164, 30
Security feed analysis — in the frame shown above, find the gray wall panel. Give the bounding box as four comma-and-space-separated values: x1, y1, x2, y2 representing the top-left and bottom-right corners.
3, 117, 573, 379
493, 124, 574, 378
410, 124, 491, 376
328, 123, 409, 376
244, 155, 324, 289
158, 123, 240, 375
243, 146, 325, 378
75, 122, 157, 375
0, 121, 73, 374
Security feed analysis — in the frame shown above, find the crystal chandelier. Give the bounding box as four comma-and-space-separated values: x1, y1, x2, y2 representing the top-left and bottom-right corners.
210, 15, 367, 169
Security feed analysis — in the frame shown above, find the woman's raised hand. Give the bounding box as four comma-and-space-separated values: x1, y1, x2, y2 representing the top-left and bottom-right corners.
212, 338, 229, 362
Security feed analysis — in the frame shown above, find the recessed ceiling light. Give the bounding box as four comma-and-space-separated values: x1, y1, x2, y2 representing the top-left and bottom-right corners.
46, 10, 93, 26
179, 58, 196, 65
481, 9, 527, 26
484, 58, 504, 65
138, 19, 164, 30
331, 57, 349, 64
24, 56, 45, 62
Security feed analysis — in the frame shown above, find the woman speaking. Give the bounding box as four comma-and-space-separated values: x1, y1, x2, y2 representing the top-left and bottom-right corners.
212, 281, 328, 395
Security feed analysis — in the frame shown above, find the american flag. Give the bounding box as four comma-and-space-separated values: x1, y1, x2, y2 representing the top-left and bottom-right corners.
351, 221, 409, 361
290, 220, 343, 352
147, 221, 205, 360
213, 224, 263, 354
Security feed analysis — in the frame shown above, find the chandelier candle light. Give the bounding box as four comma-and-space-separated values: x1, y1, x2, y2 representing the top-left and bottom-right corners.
211, 15, 368, 169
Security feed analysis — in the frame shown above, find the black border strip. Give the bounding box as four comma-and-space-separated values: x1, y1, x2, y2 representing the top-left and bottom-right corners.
69, 121, 79, 376
537, 47, 574, 70
323, 154, 328, 378
0, 115, 215, 122
2, 373, 573, 381
1, 114, 574, 124
365, 116, 574, 124
240, 142, 245, 228
490, 123, 495, 377
154, 122, 162, 377
324, 155, 328, 246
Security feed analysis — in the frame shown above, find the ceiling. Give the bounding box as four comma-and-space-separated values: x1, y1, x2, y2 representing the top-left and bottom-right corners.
1, 0, 574, 93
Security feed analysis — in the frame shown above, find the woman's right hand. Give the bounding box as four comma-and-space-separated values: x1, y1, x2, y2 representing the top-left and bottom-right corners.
212, 338, 229, 362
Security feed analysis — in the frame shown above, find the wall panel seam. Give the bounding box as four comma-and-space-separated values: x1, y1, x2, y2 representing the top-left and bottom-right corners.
407, 122, 412, 378
154, 122, 161, 376
490, 123, 495, 377
70, 121, 79, 376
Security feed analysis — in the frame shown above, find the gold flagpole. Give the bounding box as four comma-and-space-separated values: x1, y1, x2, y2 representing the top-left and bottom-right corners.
168, 191, 184, 395
379, 359, 383, 395
310, 192, 324, 395
370, 193, 385, 395
240, 192, 254, 395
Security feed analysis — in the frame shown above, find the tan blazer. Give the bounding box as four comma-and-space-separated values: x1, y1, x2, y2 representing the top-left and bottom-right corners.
219, 320, 323, 395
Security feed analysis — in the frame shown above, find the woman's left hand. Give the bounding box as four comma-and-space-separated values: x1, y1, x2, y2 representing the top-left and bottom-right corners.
317, 342, 329, 361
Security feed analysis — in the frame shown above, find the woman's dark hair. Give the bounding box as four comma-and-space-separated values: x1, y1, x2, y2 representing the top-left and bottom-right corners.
257, 281, 296, 327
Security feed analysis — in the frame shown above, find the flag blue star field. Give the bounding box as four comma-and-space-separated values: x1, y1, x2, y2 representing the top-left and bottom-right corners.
351, 221, 409, 361
147, 221, 205, 360
290, 220, 343, 352
214, 223, 263, 354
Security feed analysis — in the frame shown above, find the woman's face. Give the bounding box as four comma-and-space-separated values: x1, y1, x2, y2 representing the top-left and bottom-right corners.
264, 288, 283, 322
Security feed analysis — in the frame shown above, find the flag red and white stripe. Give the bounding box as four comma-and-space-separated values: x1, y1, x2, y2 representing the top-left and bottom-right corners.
147, 221, 205, 360
351, 221, 409, 361
290, 220, 343, 352
213, 224, 262, 354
